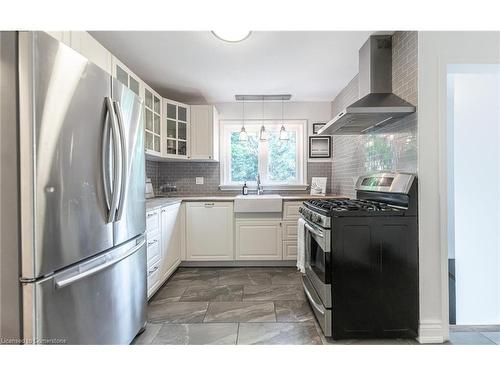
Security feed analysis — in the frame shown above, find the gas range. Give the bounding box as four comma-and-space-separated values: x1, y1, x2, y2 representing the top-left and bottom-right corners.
299, 172, 419, 339
299, 173, 416, 228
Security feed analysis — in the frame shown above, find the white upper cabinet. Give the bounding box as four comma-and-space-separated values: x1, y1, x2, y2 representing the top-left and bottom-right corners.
163, 98, 190, 159
45, 31, 112, 75
143, 85, 162, 156
190, 105, 219, 161
112, 56, 142, 97
70, 32, 112, 75
45, 31, 71, 45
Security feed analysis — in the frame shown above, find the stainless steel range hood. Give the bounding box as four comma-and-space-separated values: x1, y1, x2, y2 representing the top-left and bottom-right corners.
319, 35, 415, 135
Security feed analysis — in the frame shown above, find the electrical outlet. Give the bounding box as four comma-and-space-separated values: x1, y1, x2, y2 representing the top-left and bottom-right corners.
195, 177, 204, 185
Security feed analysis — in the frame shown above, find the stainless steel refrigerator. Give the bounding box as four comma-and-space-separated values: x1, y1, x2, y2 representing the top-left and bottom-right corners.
1, 31, 147, 344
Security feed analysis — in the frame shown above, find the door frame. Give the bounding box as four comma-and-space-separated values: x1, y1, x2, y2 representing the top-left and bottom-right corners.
418, 31, 500, 343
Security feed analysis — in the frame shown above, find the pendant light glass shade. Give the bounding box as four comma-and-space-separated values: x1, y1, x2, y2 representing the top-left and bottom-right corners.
259, 99, 267, 141
239, 99, 248, 142
259, 125, 268, 141
239, 126, 248, 141
279, 125, 289, 141
279, 99, 288, 141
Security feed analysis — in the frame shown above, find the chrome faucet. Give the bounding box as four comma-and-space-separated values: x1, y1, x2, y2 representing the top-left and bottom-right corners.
256, 174, 264, 195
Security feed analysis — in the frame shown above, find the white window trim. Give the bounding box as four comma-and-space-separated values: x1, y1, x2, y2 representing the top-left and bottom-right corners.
219, 119, 308, 191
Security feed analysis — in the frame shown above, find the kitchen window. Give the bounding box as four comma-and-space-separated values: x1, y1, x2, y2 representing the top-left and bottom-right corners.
220, 120, 307, 190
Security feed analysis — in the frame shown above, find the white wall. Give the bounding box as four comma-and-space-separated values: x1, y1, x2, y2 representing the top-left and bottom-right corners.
451, 68, 500, 324
418, 31, 500, 343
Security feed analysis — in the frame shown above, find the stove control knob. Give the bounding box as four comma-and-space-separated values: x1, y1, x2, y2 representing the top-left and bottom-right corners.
312, 213, 321, 224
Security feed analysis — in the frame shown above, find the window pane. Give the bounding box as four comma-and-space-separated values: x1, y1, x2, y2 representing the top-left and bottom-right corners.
145, 110, 153, 131
178, 106, 187, 122
178, 140, 187, 156
153, 96, 160, 114
145, 131, 153, 150
267, 131, 297, 183
178, 122, 187, 140
167, 120, 176, 138
129, 77, 140, 95
230, 132, 258, 182
167, 103, 176, 119
116, 65, 128, 87
154, 114, 160, 134
154, 135, 160, 152
166, 139, 176, 154
145, 90, 153, 109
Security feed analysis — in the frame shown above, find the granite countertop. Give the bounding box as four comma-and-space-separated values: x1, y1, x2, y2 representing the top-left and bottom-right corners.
145, 194, 346, 211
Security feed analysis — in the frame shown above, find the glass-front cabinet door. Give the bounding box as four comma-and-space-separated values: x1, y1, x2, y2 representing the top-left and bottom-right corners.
163, 98, 190, 159
144, 87, 162, 155
114, 62, 141, 96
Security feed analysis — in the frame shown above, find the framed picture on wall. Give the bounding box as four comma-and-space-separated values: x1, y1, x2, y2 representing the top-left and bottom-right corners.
309, 136, 331, 158
312, 122, 326, 134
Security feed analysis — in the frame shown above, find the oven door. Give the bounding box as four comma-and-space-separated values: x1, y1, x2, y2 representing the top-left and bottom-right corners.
304, 219, 332, 308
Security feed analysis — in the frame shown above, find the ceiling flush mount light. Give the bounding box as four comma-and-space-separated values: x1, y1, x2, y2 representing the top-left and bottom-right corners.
211, 30, 251, 43
279, 99, 289, 141
239, 100, 248, 142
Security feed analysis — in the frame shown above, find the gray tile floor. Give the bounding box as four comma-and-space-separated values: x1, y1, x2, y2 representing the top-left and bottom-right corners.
449, 325, 500, 345
133, 267, 500, 345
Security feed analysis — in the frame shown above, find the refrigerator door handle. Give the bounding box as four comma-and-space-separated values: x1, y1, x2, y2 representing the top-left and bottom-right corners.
54, 238, 146, 289
113, 100, 128, 222
102, 99, 113, 212
105, 97, 122, 223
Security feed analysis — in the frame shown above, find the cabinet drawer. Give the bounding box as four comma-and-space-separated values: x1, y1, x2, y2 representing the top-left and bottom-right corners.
283, 201, 305, 221
283, 240, 298, 260
147, 260, 161, 298
282, 221, 298, 240
146, 233, 161, 267
146, 208, 160, 234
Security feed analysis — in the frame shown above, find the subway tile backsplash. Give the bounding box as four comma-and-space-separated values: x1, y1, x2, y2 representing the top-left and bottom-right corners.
330, 31, 418, 197
145, 160, 333, 196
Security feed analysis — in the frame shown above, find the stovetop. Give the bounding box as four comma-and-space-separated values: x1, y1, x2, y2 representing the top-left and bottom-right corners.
303, 198, 405, 217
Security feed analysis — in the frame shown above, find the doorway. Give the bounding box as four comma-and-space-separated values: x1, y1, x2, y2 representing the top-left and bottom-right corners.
447, 64, 500, 343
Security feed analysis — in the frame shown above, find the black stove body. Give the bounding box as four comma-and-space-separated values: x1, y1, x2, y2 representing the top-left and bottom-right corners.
300, 172, 418, 340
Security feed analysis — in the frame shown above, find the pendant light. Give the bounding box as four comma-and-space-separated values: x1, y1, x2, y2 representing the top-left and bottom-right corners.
260, 99, 268, 141
239, 99, 248, 142
279, 99, 289, 141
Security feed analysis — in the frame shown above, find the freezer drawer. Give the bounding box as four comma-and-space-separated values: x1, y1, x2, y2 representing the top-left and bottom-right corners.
23, 235, 146, 344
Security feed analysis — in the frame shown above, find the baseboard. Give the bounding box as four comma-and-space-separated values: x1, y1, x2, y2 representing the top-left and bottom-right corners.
418, 320, 447, 344
180, 260, 297, 267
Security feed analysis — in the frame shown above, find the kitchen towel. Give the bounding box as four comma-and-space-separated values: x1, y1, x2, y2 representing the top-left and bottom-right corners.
297, 218, 306, 273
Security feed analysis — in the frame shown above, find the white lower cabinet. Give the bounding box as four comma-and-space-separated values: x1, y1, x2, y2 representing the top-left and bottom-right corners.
235, 220, 283, 260
146, 203, 183, 298
160, 203, 182, 280
146, 233, 161, 268
283, 240, 298, 260
147, 260, 161, 296
186, 202, 234, 260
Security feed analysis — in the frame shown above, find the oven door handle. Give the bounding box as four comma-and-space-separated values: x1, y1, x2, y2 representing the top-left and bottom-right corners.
304, 222, 324, 238
303, 280, 326, 314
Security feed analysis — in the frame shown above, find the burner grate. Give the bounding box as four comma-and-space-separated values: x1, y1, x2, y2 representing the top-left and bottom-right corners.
307, 199, 401, 213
